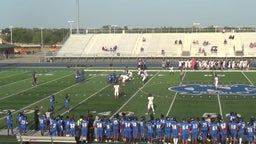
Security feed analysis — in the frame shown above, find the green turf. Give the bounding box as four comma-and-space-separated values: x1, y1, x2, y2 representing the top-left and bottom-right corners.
0, 68, 256, 131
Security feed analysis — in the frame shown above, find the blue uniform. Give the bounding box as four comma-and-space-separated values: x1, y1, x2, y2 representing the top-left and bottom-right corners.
64, 118, 70, 135
171, 121, 179, 138
39, 116, 46, 132
69, 120, 76, 137
229, 121, 238, 139
96, 120, 104, 137
6, 114, 13, 129
164, 119, 172, 138
191, 121, 199, 140
217, 120, 227, 141
238, 121, 245, 139
64, 97, 70, 109
50, 119, 57, 136
112, 118, 119, 135
49, 96, 55, 111
146, 121, 154, 140
123, 120, 131, 139
180, 122, 190, 141
104, 121, 112, 138
80, 119, 89, 137
155, 121, 162, 138
19, 117, 28, 134
209, 123, 218, 140
199, 120, 208, 139
131, 120, 139, 138
246, 125, 254, 143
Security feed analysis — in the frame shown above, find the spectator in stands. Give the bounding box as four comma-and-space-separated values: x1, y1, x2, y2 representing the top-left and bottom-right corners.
224, 39, 227, 45
179, 40, 182, 45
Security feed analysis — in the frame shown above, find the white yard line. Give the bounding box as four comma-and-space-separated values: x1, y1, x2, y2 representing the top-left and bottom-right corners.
0, 74, 73, 101
0, 72, 27, 80
217, 93, 223, 117
166, 71, 186, 116
61, 84, 111, 116
0, 74, 99, 121
110, 72, 160, 119
242, 71, 254, 85
0, 77, 31, 88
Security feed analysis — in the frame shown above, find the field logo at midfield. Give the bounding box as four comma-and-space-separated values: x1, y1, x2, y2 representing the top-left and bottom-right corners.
168, 84, 256, 95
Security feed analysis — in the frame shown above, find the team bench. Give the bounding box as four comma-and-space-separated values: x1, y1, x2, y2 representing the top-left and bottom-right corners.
16, 135, 77, 143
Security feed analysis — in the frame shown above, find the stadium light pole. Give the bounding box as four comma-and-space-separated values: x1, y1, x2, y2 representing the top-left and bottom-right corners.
76, 0, 80, 34
9, 26, 13, 45
68, 20, 74, 35
40, 27, 44, 52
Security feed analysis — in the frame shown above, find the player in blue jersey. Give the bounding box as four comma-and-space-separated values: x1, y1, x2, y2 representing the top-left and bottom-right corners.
146, 120, 155, 143
111, 114, 120, 143
199, 117, 209, 144
180, 118, 190, 144
123, 117, 132, 143
208, 118, 218, 144
155, 118, 163, 142
171, 118, 179, 144
237, 117, 245, 144
49, 95, 55, 112
217, 116, 227, 144
49, 118, 57, 136
64, 115, 70, 136
139, 116, 146, 143
190, 118, 199, 144
64, 94, 70, 113
80, 116, 89, 142
131, 117, 139, 143
38, 114, 47, 136
95, 117, 104, 142
229, 118, 238, 144
56, 115, 64, 136
104, 118, 112, 142
69, 117, 76, 137
164, 116, 172, 143
5, 110, 14, 135
19, 116, 28, 135
246, 122, 254, 144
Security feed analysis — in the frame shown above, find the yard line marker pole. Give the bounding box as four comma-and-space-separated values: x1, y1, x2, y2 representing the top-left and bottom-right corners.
166, 70, 186, 116
110, 72, 160, 119
241, 71, 254, 85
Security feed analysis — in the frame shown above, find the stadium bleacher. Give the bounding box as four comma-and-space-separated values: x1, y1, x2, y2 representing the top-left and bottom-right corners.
54, 32, 256, 63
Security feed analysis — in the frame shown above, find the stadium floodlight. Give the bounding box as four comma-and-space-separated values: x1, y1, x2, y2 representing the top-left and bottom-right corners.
68, 20, 75, 35
76, 0, 80, 34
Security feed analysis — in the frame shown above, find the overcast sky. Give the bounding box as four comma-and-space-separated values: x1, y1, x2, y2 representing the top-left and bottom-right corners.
1, 0, 256, 29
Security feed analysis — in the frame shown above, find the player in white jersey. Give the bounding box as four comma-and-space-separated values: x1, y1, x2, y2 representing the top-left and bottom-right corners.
140, 70, 148, 83
169, 65, 174, 75
146, 94, 155, 115
214, 74, 218, 90
119, 74, 129, 83
113, 82, 120, 100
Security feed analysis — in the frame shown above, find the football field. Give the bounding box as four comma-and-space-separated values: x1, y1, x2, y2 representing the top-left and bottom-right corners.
0, 67, 256, 133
